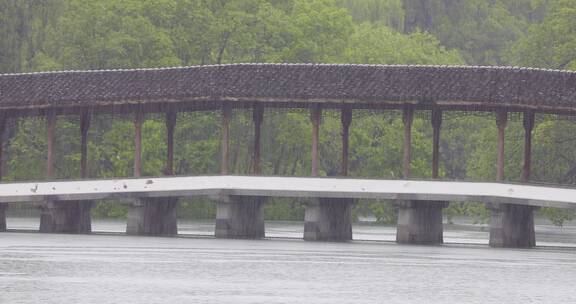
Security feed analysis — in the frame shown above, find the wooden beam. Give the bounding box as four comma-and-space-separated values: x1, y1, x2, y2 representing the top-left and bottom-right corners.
80, 111, 90, 179
522, 111, 535, 183
310, 105, 322, 177
165, 111, 177, 176
402, 107, 414, 179
221, 104, 232, 175
496, 110, 508, 182
252, 105, 264, 175
341, 107, 352, 176
431, 109, 443, 179
3, 97, 576, 120
133, 111, 144, 178
46, 113, 57, 179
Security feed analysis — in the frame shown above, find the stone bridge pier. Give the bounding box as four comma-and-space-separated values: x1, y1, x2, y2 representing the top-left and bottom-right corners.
488, 203, 536, 248
304, 198, 353, 242
396, 200, 448, 244
0, 203, 7, 232
126, 197, 178, 236
39, 200, 92, 234
215, 195, 265, 239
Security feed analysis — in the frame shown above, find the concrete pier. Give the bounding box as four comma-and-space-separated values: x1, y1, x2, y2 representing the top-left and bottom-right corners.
0, 203, 6, 232
215, 195, 265, 239
488, 203, 536, 248
396, 200, 448, 244
304, 198, 353, 242
126, 197, 178, 236
39, 200, 92, 233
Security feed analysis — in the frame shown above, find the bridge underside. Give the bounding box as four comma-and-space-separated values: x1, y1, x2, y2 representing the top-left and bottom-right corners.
0, 176, 574, 248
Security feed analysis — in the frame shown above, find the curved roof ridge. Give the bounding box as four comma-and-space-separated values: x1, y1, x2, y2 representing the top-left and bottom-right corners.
0, 63, 574, 77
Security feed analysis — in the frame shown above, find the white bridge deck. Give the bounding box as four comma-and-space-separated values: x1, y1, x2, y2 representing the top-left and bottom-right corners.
0, 175, 575, 209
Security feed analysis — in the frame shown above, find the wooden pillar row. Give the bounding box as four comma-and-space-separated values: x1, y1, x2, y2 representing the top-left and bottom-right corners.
310, 105, 322, 177
402, 106, 414, 179
252, 105, 264, 175
431, 109, 442, 179
341, 107, 352, 176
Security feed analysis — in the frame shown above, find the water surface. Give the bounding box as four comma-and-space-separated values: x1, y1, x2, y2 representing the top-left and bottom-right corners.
1, 219, 576, 303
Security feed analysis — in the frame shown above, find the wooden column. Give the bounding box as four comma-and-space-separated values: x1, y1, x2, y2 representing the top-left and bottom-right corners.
46, 113, 57, 179
431, 109, 442, 179
79, 111, 90, 178
341, 107, 352, 176
252, 105, 264, 175
310, 106, 322, 177
522, 111, 535, 183
402, 107, 414, 179
0, 114, 5, 232
165, 111, 177, 176
221, 104, 231, 175
496, 110, 508, 181
133, 111, 144, 178
0, 114, 6, 181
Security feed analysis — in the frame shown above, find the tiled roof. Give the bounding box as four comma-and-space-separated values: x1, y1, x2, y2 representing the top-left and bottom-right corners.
0, 64, 575, 112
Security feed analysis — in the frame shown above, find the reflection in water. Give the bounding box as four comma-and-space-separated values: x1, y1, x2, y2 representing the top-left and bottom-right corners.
6, 217, 576, 246
1, 219, 576, 303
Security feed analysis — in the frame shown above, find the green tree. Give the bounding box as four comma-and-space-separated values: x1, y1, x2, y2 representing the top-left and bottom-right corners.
0, 0, 64, 73
508, 0, 576, 69
40, 0, 179, 70
343, 23, 463, 64
336, 0, 405, 30
402, 0, 536, 65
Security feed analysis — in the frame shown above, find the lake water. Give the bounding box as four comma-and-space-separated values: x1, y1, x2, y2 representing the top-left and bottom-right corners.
1, 218, 576, 303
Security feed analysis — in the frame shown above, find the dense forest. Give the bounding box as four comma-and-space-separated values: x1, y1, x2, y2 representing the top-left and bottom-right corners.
1, 0, 575, 225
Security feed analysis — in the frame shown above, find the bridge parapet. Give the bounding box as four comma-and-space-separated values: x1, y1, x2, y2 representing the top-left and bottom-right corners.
0, 176, 575, 246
